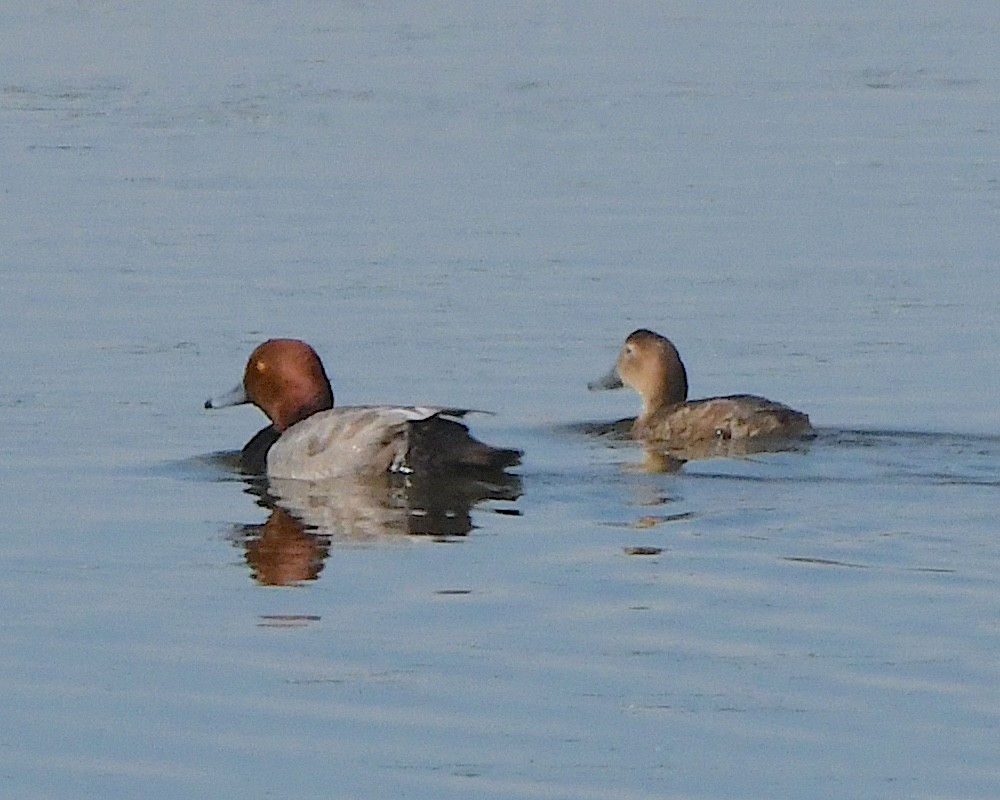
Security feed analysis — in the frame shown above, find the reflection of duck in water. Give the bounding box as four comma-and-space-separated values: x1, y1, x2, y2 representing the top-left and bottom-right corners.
231, 471, 522, 585
589, 329, 812, 461
205, 339, 521, 479
269, 470, 521, 540
235, 505, 331, 586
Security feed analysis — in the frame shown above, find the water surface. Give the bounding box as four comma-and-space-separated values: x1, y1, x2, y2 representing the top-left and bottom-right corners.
2, 3, 998, 799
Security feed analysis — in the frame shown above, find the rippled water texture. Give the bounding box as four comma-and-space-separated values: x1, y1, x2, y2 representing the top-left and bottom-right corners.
2, 2, 998, 799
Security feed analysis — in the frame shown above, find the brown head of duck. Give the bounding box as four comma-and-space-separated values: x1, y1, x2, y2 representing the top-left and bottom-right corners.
205, 339, 334, 432
588, 329, 688, 418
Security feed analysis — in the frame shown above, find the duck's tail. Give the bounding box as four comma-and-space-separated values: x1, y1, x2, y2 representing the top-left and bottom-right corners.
407, 415, 521, 475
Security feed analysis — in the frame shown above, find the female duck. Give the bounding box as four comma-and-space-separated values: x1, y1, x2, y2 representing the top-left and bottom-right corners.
206, 339, 521, 480
589, 329, 812, 449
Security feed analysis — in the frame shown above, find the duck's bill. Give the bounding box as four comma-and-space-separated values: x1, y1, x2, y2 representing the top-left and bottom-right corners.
205, 382, 249, 409
587, 365, 624, 391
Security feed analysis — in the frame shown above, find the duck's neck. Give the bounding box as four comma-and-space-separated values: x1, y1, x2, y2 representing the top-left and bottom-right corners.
285, 394, 331, 428
272, 380, 333, 431
639, 348, 688, 419
640, 386, 685, 420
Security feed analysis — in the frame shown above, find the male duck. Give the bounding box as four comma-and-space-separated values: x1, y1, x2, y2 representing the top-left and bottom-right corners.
206, 339, 521, 480
589, 329, 812, 448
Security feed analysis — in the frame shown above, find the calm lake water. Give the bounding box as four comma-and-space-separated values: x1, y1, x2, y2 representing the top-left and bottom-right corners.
2, 2, 998, 798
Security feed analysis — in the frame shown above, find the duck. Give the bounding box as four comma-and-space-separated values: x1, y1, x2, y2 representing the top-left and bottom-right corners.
588, 329, 812, 450
205, 338, 521, 480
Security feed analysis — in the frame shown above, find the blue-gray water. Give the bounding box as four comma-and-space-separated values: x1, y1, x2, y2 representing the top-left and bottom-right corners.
2, 3, 998, 799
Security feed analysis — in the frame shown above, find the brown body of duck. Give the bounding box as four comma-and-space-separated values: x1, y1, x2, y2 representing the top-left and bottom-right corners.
589, 329, 812, 449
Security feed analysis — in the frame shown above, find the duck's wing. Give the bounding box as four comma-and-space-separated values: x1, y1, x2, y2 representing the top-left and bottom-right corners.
267, 406, 520, 480
642, 395, 811, 444
708, 394, 812, 439
267, 407, 429, 480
